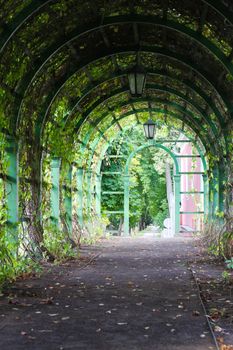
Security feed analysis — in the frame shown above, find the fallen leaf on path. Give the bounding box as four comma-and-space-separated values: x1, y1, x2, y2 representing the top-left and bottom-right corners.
48, 313, 58, 317
192, 310, 200, 316
214, 325, 223, 332
117, 322, 128, 325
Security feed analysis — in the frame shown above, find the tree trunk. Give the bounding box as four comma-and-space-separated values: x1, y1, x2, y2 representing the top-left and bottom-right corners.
22, 142, 54, 261
118, 217, 123, 236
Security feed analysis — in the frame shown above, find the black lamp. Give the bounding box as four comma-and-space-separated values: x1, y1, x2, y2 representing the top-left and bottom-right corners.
128, 67, 146, 97
143, 119, 156, 140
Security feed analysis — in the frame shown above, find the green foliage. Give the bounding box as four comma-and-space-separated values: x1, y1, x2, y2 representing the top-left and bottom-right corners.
225, 257, 233, 270
43, 223, 77, 261
222, 270, 231, 283
101, 128, 169, 231
0, 225, 43, 288
203, 221, 233, 260
81, 216, 109, 244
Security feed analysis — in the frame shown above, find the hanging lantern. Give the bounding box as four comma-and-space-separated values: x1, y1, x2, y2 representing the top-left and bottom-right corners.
128, 68, 146, 97
143, 119, 156, 140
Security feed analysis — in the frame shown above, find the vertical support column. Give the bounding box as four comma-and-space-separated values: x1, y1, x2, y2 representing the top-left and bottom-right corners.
124, 174, 130, 236
173, 174, 181, 234
218, 161, 225, 214
64, 165, 72, 236
77, 168, 84, 228
95, 173, 101, 217
5, 137, 18, 242
86, 170, 92, 216
51, 157, 61, 227
203, 174, 209, 221
211, 165, 220, 218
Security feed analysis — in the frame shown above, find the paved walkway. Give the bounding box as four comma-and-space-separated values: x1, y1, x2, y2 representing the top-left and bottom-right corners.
0, 237, 216, 349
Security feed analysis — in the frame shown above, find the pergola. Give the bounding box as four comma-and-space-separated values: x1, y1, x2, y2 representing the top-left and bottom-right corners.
0, 0, 232, 248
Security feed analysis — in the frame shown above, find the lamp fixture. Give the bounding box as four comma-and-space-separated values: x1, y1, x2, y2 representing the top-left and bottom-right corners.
143, 118, 156, 140
128, 66, 146, 98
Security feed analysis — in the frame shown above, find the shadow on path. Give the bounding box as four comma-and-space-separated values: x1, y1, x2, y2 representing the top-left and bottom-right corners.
0, 237, 216, 350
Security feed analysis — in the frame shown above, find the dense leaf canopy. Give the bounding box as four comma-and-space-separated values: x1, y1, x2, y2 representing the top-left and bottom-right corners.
0, 0, 232, 163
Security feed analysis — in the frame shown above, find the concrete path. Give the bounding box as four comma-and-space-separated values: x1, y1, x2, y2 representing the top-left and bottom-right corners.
0, 237, 216, 349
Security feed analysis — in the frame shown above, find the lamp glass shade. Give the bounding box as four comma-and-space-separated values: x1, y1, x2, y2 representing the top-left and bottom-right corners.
128, 71, 146, 97
143, 119, 156, 139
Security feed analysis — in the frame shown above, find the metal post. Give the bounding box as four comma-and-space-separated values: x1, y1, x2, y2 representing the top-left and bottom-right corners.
95, 173, 101, 217
77, 168, 84, 228
124, 174, 130, 236
203, 174, 209, 221
51, 157, 61, 227
218, 162, 225, 214
64, 165, 72, 236
86, 170, 92, 216
5, 137, 18, 242
173, 174, 181, 234
212, 166, 219, 218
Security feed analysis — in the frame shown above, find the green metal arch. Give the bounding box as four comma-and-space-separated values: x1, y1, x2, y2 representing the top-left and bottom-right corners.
124, 142, 179, 175
14, 24, 233, 132
84, 109, 207, 174
92, 127, 190, 175
92, 123, 206, 181
1, 1, 233, 56
78, 100, 218, 162
81, 103, 212, 160
72, 87, 221, 152
44, 70, 226, 136
35, 47, 232, 139
76, 83, 219, 140
32, 44, 231, 155
18, 49, 231, 148
202, 0, 233, 24
89, 124, 208, 235
0, 0, 49, 53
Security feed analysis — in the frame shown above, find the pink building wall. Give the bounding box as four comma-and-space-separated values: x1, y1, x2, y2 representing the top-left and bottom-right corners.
179, 143, 204, 231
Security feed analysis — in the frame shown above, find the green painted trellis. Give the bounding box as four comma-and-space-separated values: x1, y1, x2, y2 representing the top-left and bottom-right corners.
5, 137, 19, 243
92, 130, 208, 236
3, 124, 214, 240
3, 114, 213, 240
123, 141, 180, 236
0, 2, 230, 239
82, 108, 213, 223
1, 1, 232, 61
44, 70, 227, 151
50, 158, 61, 227
15, 15, 233, 134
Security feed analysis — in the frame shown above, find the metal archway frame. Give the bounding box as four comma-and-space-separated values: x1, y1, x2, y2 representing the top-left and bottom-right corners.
77, 93, 218, 158
47, 69, 226, 140
1, 1, 233, 56
18, 46, 232, 141
14, 14, 233, 131
86, 110, 208, 173
35, 46, 232, 141
78, 100, 216, 163
124, 141, 180, 236
89, 128, 207, 235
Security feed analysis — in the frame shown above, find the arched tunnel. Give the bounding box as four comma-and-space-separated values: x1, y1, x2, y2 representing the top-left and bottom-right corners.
0, 1, 233, 349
